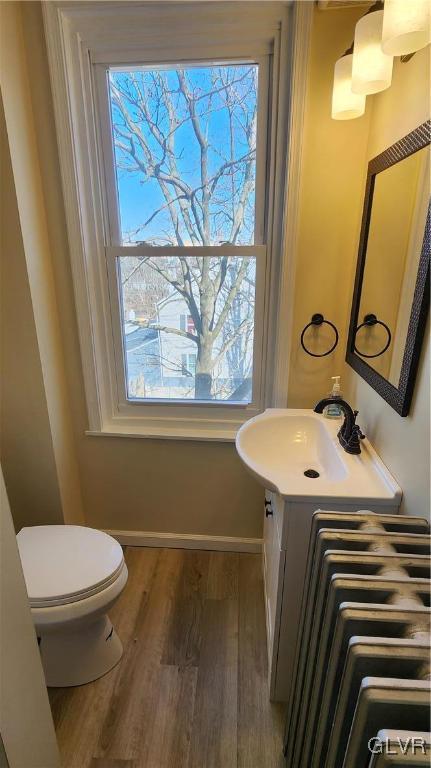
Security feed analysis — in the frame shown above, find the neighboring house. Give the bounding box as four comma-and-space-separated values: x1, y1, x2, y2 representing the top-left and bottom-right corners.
156, 294, 199, 381
124, 323, 161, 397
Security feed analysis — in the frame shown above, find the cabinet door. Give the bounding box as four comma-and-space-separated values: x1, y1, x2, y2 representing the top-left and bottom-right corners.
263, 492, 285, 694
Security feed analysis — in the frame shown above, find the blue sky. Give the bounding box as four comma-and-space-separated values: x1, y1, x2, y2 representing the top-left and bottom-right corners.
109, 63, 258, 245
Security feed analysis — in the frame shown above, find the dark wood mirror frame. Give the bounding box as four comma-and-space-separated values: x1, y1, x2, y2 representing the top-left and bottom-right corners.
346, 120, 430, 417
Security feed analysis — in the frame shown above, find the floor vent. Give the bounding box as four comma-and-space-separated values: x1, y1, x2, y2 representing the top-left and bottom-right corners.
283, 511, 430, 768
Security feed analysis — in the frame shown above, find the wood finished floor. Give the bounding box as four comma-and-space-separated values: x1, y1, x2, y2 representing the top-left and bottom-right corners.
48, 547, 286, 768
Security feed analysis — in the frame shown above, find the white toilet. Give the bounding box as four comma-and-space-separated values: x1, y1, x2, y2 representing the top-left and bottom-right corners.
17, 525, 128, 687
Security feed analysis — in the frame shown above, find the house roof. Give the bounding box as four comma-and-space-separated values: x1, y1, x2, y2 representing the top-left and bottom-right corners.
125, 325, 158, 351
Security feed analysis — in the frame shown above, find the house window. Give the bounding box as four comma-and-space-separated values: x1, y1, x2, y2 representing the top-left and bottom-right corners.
179, 314, 195, 334
187, 315, 195, 335
44, 2, 291, 438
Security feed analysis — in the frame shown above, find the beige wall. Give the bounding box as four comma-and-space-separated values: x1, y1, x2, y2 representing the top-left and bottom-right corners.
0, 98, 63, 531
289, 7, 430, 521
79, 436, 262, 537
287, 5, 371, 407
0, 2, 84, 527
344, 48, 431, 520
0, 466, 60, 767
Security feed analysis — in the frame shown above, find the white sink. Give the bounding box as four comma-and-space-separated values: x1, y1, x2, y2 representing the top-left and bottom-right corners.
236, 408, 401, 505
237, 408, 402, 703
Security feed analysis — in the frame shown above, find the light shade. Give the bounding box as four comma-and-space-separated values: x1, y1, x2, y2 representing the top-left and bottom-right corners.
332, 54, 366, 120
382, 0, 431, 56
352, 10, 394, 95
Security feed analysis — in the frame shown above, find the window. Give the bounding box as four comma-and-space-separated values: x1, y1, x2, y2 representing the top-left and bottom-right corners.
118, 255, 256, 401
179, 314, 195, 334
99, 61, 265, 405
44, 2, 292, 438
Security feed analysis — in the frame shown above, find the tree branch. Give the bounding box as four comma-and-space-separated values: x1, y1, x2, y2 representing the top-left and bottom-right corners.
136, 320, 198, 344
212, 318, 254, 369
211, 258, 250, 338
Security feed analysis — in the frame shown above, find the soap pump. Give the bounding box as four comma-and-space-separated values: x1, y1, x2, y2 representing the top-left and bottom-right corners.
324, 376, 343, 419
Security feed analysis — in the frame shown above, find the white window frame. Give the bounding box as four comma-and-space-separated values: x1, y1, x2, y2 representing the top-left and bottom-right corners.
43, 2, 312, 440
96, 55, 268, 418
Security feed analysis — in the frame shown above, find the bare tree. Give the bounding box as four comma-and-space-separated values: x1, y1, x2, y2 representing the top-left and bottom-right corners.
111, 64, 257, 399
120, 258, 169, 319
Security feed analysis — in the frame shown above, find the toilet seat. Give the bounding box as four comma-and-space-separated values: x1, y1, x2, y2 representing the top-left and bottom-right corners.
30, 562, 129, 633
17, 525, 124, 608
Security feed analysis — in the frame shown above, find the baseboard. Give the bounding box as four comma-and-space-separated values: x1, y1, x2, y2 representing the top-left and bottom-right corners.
104, 529, 263, 553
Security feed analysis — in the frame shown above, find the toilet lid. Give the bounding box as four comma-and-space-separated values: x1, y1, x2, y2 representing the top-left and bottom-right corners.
17, 525, 124, 605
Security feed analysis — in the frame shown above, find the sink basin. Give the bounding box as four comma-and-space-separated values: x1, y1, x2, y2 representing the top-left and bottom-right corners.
236, 408, 401, 505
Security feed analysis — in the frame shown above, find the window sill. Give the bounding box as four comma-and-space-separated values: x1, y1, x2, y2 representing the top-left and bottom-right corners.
85, 423, 240, 442
85, 403, 261, 441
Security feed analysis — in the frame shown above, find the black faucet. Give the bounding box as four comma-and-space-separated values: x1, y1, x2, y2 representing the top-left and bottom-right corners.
313, 398, 365, 455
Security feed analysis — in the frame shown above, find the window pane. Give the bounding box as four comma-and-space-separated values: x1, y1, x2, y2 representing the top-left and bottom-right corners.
118, 255, 256, 402
109, 63, 258, 246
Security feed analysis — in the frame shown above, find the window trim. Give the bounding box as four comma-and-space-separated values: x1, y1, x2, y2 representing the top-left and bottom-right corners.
43, 1, 313, 440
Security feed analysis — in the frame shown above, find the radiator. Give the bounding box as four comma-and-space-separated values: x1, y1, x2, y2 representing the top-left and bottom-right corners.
283, 511, 431, 768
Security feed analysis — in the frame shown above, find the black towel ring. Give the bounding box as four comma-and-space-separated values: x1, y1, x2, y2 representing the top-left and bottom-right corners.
354, 313, 392, 359
300, 313, 339, 358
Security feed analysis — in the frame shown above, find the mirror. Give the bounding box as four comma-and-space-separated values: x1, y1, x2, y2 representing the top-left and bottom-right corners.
357, 145, 428, 385
347, 121, 430, 416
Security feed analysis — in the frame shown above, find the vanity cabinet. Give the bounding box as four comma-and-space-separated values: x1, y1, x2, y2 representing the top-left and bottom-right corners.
262, 491, 400, 702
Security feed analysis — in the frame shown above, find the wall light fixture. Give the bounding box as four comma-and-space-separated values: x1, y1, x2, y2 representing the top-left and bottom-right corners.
331, 0, 430, 120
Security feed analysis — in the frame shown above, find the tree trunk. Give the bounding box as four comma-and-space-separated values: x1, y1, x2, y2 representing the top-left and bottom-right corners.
195, 339, 213, 399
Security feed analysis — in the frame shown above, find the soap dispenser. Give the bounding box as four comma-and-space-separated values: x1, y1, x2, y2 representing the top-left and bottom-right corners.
324, 376, 343, 419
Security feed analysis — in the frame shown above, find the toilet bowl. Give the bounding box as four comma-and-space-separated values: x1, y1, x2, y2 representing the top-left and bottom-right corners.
17, 525, 128, 687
